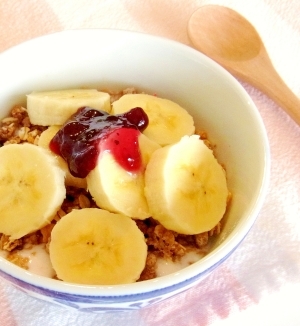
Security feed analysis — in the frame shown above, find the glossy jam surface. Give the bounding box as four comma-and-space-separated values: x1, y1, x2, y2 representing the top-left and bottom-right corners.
49, 107, 149, 178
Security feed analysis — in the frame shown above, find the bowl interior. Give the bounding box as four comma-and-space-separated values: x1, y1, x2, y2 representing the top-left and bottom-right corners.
0, 29, 270, 295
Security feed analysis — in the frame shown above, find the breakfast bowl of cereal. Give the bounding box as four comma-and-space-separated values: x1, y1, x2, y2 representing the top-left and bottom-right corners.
0, 29, 270, 312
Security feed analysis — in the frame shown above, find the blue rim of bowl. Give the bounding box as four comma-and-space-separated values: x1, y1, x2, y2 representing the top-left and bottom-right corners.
0, 237, 245, 304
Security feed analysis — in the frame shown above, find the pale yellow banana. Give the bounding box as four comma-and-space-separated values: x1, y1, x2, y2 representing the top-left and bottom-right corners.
0, 143, 66, 239
87, 133, 160, 219
144, 135, 228, 234
111, 94, 195, 146
49, 208, 147, 285
38, 126, 87, 189
27, 89, 111, 126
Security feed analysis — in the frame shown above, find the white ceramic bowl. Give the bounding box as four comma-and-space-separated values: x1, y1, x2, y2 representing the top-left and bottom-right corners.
0, 29, 270, 312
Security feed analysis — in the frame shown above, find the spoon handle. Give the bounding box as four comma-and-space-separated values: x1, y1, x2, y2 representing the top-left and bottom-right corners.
220, 51, 300, 126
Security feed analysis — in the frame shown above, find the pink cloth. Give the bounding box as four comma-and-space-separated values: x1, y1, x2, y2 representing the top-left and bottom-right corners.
1, 0, 300, 325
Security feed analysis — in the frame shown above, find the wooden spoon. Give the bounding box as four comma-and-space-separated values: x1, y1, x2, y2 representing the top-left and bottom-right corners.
188, 5, 300, 125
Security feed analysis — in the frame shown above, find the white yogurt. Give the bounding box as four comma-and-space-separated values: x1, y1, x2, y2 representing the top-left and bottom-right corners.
156, 251, 204, 277
17, 244, 56, 278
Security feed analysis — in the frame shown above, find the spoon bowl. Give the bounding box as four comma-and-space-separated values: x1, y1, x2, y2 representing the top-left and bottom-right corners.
188, 5, 300, 125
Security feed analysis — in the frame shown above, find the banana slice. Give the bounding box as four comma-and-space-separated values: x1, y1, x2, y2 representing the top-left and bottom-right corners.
138, 132, 161, 165
27, 89, 111, 126
38, 126, 87, 189
49, 208, 147, 285
0, 143, 66, 239
144, 135, 228, 234
87, 133, 160, 219
112, 94, 195, 146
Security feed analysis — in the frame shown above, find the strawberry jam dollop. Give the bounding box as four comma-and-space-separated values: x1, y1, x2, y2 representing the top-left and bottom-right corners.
49, 106, 149, 178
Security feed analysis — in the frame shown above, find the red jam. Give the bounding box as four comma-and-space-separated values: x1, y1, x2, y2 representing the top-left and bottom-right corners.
49, 106, 149, 178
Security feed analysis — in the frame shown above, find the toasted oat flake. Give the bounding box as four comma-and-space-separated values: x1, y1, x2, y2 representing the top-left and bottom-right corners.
17, 126, 30, 140
6, 252, 29, 270
0, 234, 22, 251
78, 194, 91, 208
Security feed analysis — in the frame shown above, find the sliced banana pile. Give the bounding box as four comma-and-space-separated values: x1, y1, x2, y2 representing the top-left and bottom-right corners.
0, 88, 229, 285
